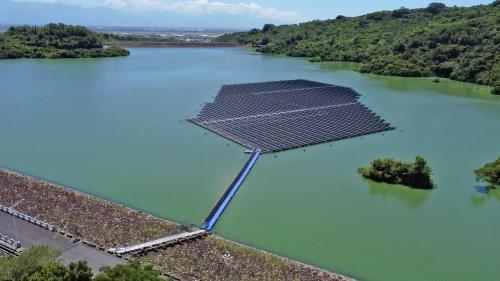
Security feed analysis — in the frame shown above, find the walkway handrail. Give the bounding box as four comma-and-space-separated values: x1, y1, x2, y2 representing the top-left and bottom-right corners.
0, 204, 56, 232
109, 230, 207, 255
0, 232, 21, 249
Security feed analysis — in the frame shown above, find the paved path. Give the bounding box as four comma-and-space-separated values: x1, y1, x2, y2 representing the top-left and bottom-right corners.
0, 212, 123, 274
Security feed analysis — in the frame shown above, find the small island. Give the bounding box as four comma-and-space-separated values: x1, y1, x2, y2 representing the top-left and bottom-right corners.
0, 23, 129, 59
475, 157, 500, 187
359, 156, 434, 189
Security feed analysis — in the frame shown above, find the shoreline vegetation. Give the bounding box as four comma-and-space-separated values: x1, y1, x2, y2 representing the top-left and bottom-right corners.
1, 247, 166, 281
359, 156, 434, 189
475, 158, 500, 187
216, 2, 500, 93
0, 167, 352, 281
0, 23, 129, 59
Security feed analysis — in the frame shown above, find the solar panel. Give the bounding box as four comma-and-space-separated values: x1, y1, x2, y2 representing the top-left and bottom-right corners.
189, 79, 394, 153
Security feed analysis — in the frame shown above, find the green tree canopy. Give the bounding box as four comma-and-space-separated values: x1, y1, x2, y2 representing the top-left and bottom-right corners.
0, 246, 164, 281
475, 158, 500, 186
0, 23, 129, 59
217, 1, 500, 88
93, 261, 163, 281
426, 3, 447, 14
359, 156, 434, 189
0, 246, 60, 281
27, 261, 93, 281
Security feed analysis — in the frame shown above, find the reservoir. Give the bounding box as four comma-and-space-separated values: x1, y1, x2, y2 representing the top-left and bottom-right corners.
1, 48, 499, 281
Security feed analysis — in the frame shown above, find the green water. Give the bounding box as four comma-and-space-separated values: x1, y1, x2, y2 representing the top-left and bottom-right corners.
1, 48, 499, 281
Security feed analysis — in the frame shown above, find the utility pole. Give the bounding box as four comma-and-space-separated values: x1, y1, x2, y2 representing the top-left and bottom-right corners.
9, 199, 24, 242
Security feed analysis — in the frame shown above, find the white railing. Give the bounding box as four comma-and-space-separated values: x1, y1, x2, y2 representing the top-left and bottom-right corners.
0, 232, 21, 249
109, 229, 206, 255
0, 205, 56, 232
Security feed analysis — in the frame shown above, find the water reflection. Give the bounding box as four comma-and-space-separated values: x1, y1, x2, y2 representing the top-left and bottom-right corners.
319, 61, 361, 72
470, 185, 500, 207
369, 75, 497, 100
317, 61, 497, 100
365, 180, 431, 209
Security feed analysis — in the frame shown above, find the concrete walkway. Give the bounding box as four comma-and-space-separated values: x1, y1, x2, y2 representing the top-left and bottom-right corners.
111, 229, 206, 255
0, 211, 123, 274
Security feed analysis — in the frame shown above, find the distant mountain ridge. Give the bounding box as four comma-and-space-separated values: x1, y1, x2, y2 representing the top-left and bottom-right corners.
217, 2, 500, 88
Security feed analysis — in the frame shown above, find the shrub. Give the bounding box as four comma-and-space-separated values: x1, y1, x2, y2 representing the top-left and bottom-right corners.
426, 3, 447, 14
0, 246, 165, 281
94, 261, 163, 281
262, 24, 275, 33
392, 7, 411, 18
359, 156, 434, 189
475, 158, 500, 186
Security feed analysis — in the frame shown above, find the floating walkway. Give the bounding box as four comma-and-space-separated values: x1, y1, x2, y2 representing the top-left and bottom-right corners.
109, 229, 207, 255
108, 149, 260, 255
202, 149, 261, 231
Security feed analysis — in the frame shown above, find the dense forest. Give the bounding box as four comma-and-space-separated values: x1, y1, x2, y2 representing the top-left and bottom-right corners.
0, 23, 129, 59
217, 2, 500, 91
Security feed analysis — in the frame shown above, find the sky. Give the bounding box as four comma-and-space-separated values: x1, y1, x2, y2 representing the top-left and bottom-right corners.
0, 0, 494, 29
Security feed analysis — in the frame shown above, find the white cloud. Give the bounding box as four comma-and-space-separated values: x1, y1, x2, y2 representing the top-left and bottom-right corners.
12, 0, 299, 20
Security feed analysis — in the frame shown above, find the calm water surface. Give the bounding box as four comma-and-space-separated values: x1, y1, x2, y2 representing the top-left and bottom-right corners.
1, 48, 499, 281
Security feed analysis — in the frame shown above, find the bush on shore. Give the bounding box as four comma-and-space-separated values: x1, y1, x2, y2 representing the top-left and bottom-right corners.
475, 158, 500, 186
359, 156, 434, 189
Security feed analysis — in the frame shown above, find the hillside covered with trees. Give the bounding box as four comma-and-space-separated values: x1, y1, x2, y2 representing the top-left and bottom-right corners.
0, 23, 129, 59
217, 2, 500, 90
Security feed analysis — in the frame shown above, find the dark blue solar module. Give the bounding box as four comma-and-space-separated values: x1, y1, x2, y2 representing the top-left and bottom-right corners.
189, 79, 394, 153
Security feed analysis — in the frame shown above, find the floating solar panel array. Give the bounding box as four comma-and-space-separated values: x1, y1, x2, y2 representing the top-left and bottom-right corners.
189, 79, 394, 153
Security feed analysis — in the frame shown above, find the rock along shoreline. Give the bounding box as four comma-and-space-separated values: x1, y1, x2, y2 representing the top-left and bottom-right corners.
0, 167, 354, 281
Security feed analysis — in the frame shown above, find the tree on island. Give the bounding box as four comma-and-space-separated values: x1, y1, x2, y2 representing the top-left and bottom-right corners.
475, 158, 500, 187
359, 156, 434, 189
